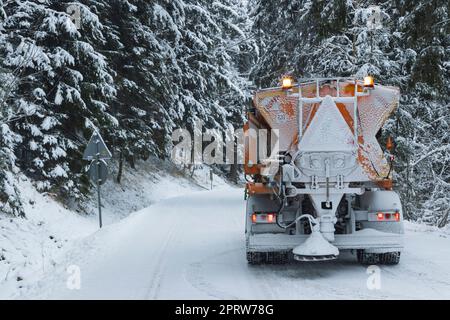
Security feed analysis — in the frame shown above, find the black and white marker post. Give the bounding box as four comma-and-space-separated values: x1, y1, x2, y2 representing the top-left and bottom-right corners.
83, 131, 112, 229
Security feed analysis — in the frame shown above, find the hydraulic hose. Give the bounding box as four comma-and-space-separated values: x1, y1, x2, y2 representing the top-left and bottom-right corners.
276, 207, 317, 231
275, 200, 286, 229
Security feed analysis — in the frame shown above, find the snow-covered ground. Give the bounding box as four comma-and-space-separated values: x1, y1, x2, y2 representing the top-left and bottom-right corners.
0, 159, 228, 299
6, 186, 450, 300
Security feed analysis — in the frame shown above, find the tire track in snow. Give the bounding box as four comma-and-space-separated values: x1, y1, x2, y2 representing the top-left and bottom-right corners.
380, 261, 450, 296
247, 260, 389, 300
144, 217, 179, 299
21, 188, 450, 300
184, 248, 241, 300
252, 266, 280, 299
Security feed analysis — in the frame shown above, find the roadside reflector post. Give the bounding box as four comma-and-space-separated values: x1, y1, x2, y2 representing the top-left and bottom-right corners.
83, 131, 112, 229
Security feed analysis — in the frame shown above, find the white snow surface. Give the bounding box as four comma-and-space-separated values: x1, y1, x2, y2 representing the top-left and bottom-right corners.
0, 160, 223, 299
4, 185, 450, 300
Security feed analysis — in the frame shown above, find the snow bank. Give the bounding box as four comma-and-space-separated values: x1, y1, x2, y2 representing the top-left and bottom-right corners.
404, 220, 450, 236
0, 158, 220, 299
82, 158, 208, 224
0, 177, 96, 298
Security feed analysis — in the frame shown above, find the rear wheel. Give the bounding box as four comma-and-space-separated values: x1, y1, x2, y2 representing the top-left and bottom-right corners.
357, 250, 380, 265
379, 252, 401, 265
267, 252, 289, 264
247, 252, 265, 265
247, 251, 289, 265
356, 250, 401, 265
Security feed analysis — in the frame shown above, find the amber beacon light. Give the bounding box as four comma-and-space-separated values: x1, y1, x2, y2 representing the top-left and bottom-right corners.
281, 76, 294, 90
364, 76, 375, 89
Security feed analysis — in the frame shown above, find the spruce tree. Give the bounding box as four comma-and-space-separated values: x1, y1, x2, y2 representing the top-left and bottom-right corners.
249, 0, 450, 225
1, 0, 117, 205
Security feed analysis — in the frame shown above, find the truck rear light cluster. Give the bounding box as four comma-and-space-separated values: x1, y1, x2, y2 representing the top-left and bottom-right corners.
375, 211, 400, 222
252, 213, 276, 224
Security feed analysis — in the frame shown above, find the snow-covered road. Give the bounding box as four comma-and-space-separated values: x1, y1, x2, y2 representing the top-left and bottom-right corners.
24, 188, 450, 299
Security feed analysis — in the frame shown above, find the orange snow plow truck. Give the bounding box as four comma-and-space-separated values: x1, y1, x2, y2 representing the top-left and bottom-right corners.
244, 77, 403, 265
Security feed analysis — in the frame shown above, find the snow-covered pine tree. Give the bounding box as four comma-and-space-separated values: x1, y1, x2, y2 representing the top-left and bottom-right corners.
167, 0, 235, 136
249, 0, 298, 86
393, 0, 450, 224
206, 0, 251, 122
0, 121, 24, 217
62, 0, 255, 185
249, 0, 449, 225
0, 0, 24, 216
98, 0, 253, 170
1, 0, 117, 206
208, 0, 257, 181
166, 0, 255, 178
89, 0, 164, 182
250, 0, 401, 81
251, 0, 355, 86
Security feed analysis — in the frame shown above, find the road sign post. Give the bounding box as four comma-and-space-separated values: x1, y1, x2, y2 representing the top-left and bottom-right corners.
96, 141, 102, 228
83, 131, 112, 229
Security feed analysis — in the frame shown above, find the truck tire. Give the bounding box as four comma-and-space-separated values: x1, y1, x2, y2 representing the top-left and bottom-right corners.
247, 252, 265, 265
357, 250, 401, 265
267, 252, 289, 265
379, 252, 401, 265
247, 252, 289, 265
356, 250, 380, 265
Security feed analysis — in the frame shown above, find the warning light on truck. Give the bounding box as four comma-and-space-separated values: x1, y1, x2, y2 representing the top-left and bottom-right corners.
364, 76, 375, 89
281, 77, 293, 90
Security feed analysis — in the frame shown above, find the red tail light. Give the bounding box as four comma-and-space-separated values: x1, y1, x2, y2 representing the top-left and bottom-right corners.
373, 211, 400, 222
251, 213, 277, 224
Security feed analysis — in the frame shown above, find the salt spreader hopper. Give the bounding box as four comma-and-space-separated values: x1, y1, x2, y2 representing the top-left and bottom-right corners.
245, 77, 404, 265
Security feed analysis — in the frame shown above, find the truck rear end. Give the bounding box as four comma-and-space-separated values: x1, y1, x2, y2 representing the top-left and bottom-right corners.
244, 77, 403, 265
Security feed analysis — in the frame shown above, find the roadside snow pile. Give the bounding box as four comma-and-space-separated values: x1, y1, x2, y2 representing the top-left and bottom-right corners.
188, 165, 230, 190
0, 177, 96, 299
404, 220, 450, 236
83, 158, 207, 224
0, 158, 215, 299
